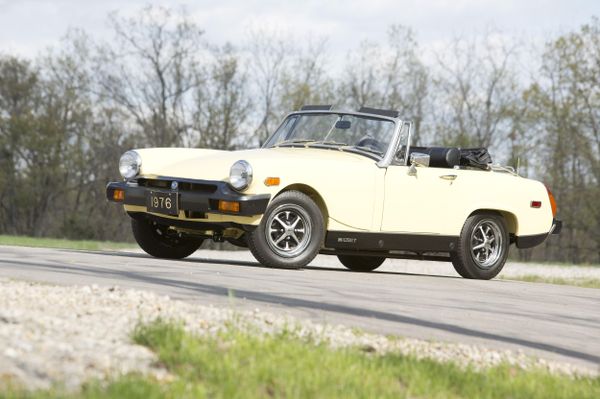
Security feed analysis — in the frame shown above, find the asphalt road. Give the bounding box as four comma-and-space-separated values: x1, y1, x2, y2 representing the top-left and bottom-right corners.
1, 245, 599, 372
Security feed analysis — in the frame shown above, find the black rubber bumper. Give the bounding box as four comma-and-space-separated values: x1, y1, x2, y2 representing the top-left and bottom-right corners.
515, 218, 562, 249
106, 178, 270, 217
551, 219, 562, 235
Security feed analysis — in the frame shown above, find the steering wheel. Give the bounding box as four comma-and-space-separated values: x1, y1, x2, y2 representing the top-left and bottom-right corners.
356, 136, 385, 152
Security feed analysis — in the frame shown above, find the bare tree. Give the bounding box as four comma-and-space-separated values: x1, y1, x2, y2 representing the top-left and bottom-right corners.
194, 44, 251, 150
340, 26, 429, 144
527, 18, 600, 263
247, 29, 291, 145
96, 5, 204, 147
278, 37, 335, 113
431, 32, 522, 153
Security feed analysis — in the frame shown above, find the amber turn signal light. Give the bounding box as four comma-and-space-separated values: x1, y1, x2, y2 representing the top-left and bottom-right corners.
113, 189, 125, 202
545, 186, 558, 217
264, 177, 281, 186
218, 200, 240, 213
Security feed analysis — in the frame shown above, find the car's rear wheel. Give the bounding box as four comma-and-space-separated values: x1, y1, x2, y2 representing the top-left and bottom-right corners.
247, 191, 324, 269
451, 213, 509, 280
131, 219, 203, 259
337, 255, 385, 272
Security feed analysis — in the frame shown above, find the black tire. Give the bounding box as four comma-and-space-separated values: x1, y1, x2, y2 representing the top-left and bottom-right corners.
247, 191, 324, 269
451, 213, 509, 280
337, 255, 385, 272
131, 219, 203, 259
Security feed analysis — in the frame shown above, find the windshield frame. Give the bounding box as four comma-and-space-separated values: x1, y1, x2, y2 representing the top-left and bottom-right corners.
262, 110, 409, 168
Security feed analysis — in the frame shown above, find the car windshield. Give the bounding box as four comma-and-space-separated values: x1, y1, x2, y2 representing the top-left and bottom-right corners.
263, 113, 397, 158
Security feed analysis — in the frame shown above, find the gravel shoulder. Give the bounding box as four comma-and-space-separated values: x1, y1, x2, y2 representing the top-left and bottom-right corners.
0, 278, 596, 391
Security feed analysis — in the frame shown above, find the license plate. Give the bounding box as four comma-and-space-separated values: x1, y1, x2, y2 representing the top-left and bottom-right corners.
147, 191, 179, 216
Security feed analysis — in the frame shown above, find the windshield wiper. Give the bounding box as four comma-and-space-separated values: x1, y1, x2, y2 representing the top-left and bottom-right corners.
308, 140, 348, 147
275, 139, 316, 147
347, 145, 385, 156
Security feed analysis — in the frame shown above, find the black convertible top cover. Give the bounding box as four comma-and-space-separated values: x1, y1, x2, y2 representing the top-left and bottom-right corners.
408, 146, 492, 169
459, 148, 492, 169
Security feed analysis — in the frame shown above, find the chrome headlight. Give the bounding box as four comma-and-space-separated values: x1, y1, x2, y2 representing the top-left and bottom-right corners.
229, 160, 253, 191
119, 150, 142, 180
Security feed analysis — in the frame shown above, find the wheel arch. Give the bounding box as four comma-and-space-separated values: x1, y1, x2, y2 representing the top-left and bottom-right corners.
467, 208, 518, 236
275, 184, 329, 229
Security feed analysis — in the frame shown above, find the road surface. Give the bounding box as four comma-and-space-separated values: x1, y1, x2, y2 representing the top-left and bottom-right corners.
1, 245, 599, 371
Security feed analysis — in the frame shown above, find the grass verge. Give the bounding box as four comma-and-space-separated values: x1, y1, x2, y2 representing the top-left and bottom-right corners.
508, 274, 600, 289
3, 319, 599, 399
0, 235, 133, 251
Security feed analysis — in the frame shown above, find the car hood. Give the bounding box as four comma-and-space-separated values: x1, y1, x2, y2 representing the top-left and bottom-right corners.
136, 147, 375, 183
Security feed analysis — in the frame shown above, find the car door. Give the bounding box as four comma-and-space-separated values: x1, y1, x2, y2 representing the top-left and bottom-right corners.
380, 165, 462, 236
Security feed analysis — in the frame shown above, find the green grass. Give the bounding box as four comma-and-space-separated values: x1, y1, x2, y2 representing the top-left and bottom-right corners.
0, 235, 133, 251
4, 319, 599, 399
509, 274, 600, 289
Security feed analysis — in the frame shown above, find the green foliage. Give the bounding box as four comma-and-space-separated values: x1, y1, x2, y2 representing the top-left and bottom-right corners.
0, 6, 599, 263
5, 319, 600, 398
525, 17, 600, 263
510, 275, 600, 289
0, 235, 133, 250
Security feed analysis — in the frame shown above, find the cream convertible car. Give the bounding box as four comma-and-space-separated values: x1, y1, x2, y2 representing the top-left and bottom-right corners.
107, 106, 561, 280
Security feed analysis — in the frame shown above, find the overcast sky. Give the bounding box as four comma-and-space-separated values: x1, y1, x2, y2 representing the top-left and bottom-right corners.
0, 0, 598, 59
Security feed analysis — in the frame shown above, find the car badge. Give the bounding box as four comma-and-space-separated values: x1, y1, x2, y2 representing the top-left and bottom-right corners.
171, 181, 178, 190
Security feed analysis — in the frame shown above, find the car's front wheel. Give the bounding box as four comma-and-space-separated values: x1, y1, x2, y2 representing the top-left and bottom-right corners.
338, 255, 385, 272
451, 213, 509, 280
247, 191, 324, 269
131, 219, 204, 259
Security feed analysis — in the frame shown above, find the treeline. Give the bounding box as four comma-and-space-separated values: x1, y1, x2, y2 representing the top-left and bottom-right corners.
0, 6, 598, 263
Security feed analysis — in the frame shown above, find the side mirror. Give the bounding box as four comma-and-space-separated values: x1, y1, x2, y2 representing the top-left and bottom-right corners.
408, 152, 430, 176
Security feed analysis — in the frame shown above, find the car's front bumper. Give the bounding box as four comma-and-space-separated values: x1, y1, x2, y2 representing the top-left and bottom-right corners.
106, 177, 270, 217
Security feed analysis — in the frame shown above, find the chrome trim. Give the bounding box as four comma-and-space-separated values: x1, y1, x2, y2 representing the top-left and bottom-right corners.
410, 152, 430, 167
407, 151, 430, 176
265, 204, 312, 258
439, 174, 458, 181
470, 219, 504, 269
404, 121, 413, 167
229, 160, 253, 191
285, 109, 399, 123
377, 120, 412, 168
119, 150, 142, 180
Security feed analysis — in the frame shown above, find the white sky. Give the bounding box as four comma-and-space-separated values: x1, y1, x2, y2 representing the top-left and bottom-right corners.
0, 0, 598, 59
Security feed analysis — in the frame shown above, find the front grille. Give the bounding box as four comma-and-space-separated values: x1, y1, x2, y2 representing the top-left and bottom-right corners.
137, 178, 218, 194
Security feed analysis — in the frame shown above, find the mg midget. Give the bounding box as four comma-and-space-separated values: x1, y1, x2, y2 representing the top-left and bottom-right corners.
107, 105, 561, 279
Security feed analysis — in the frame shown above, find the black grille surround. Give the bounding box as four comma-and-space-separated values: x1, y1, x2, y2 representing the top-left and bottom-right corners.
106, 176, 270, 218
137, 178, 218, 194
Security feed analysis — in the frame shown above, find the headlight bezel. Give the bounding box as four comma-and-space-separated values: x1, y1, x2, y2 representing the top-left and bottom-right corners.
119, 150, 142, 180
229, 160, 253, 191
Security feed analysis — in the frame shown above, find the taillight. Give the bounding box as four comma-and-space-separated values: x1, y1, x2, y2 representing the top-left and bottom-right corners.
545, 185, 557, 217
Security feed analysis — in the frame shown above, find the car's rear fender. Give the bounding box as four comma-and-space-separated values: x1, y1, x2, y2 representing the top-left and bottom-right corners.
467, 209, 519, 236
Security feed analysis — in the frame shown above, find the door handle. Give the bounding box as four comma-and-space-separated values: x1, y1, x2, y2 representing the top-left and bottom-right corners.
440, 174, 457, 181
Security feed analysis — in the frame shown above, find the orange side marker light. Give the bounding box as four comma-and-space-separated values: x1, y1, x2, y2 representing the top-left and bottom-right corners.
545, 186, 558, 217
264, 177, 281, 186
